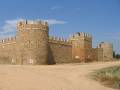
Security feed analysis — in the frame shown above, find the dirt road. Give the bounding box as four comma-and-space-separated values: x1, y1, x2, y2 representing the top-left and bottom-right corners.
0, 61, 120, 90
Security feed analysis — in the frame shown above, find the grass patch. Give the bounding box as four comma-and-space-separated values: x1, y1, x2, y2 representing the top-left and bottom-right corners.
92, 65, 120, 89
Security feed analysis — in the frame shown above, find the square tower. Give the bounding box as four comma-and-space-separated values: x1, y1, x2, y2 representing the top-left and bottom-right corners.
70, 32, 92, 62
16, 20, 49, 65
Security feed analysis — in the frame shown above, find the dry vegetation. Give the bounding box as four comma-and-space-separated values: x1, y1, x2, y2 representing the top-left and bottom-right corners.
92, 65, 120, 89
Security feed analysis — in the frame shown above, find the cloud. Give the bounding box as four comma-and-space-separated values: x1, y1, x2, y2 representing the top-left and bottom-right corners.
1, 19, 20, 34
51, 6, 63, 10
43, 19, 67, 25
0, 19, 22, 39
0, 19, 67, 39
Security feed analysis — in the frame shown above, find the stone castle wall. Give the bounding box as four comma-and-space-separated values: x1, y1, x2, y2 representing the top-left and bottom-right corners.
70, 32, 93, 62
0, 35, 73, 64
97, 42, 113, 61
93, 48, 103, 61
0, 20, 113, 65
48, 36, 73, 63
0, 37, 17, 64
0, 20, 74, 65
16, 20, 49, 65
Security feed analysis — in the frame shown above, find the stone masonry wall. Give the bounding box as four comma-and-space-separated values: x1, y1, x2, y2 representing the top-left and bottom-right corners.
48, 37, 73, 63
70, 32, 93, 62
97, 42, 113, 61
0, 20, 113, 65
16, 20, 49, 65
0, 37, 17, 64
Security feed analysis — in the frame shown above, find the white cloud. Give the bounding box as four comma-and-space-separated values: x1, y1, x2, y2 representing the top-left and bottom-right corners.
43, 19, 67, 25
0, 18, 24, 39
0, 19, 67, 39
51, 6, 63, 10
0, 18, 24, 34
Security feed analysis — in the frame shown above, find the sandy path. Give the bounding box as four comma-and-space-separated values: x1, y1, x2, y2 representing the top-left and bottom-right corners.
0, 61, 120, 90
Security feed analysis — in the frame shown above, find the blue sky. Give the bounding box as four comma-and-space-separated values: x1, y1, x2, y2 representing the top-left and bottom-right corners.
0, 0, 120, 53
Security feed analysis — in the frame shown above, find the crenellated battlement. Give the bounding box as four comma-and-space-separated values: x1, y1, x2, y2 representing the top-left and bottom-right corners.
70, 32, 92, 39
49, 36, 71, 45
17, 20, 48, 25
97, 42, 113, 48
0, 37, 16, 43
17, 20, 48, 30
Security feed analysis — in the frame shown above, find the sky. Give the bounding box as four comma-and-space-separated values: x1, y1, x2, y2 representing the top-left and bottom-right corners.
0, 0, 120, 53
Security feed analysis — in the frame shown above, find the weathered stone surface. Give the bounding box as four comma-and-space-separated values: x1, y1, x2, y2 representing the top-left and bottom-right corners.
0, 20, 113, 65
16, 20, 49, 65
48, 42, 72, 63
70, 32, 93, 62
97, 42, 113, 61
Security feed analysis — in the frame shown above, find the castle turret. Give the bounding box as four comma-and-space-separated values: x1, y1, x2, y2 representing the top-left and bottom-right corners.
97, 42, 113, 61
16, 20, 49, 65
70, 32, 92, 62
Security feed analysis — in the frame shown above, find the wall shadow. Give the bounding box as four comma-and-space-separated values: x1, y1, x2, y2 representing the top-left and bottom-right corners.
47, 45, 56, 65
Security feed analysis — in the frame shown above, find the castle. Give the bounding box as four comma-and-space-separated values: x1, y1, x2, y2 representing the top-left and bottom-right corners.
0, 20, 113, 65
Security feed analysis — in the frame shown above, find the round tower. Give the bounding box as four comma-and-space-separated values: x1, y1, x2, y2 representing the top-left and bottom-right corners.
16, 20, 49, 65
70, 32, 92, 62
98, 42, 113, 61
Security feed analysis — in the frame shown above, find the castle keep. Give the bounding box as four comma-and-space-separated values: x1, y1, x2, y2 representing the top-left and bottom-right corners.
0, 20, 113, 65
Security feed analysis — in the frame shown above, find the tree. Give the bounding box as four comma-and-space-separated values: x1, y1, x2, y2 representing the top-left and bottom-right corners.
113, 51, 120, 59
116, 54, 120, 59
113, 51, 116, 58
